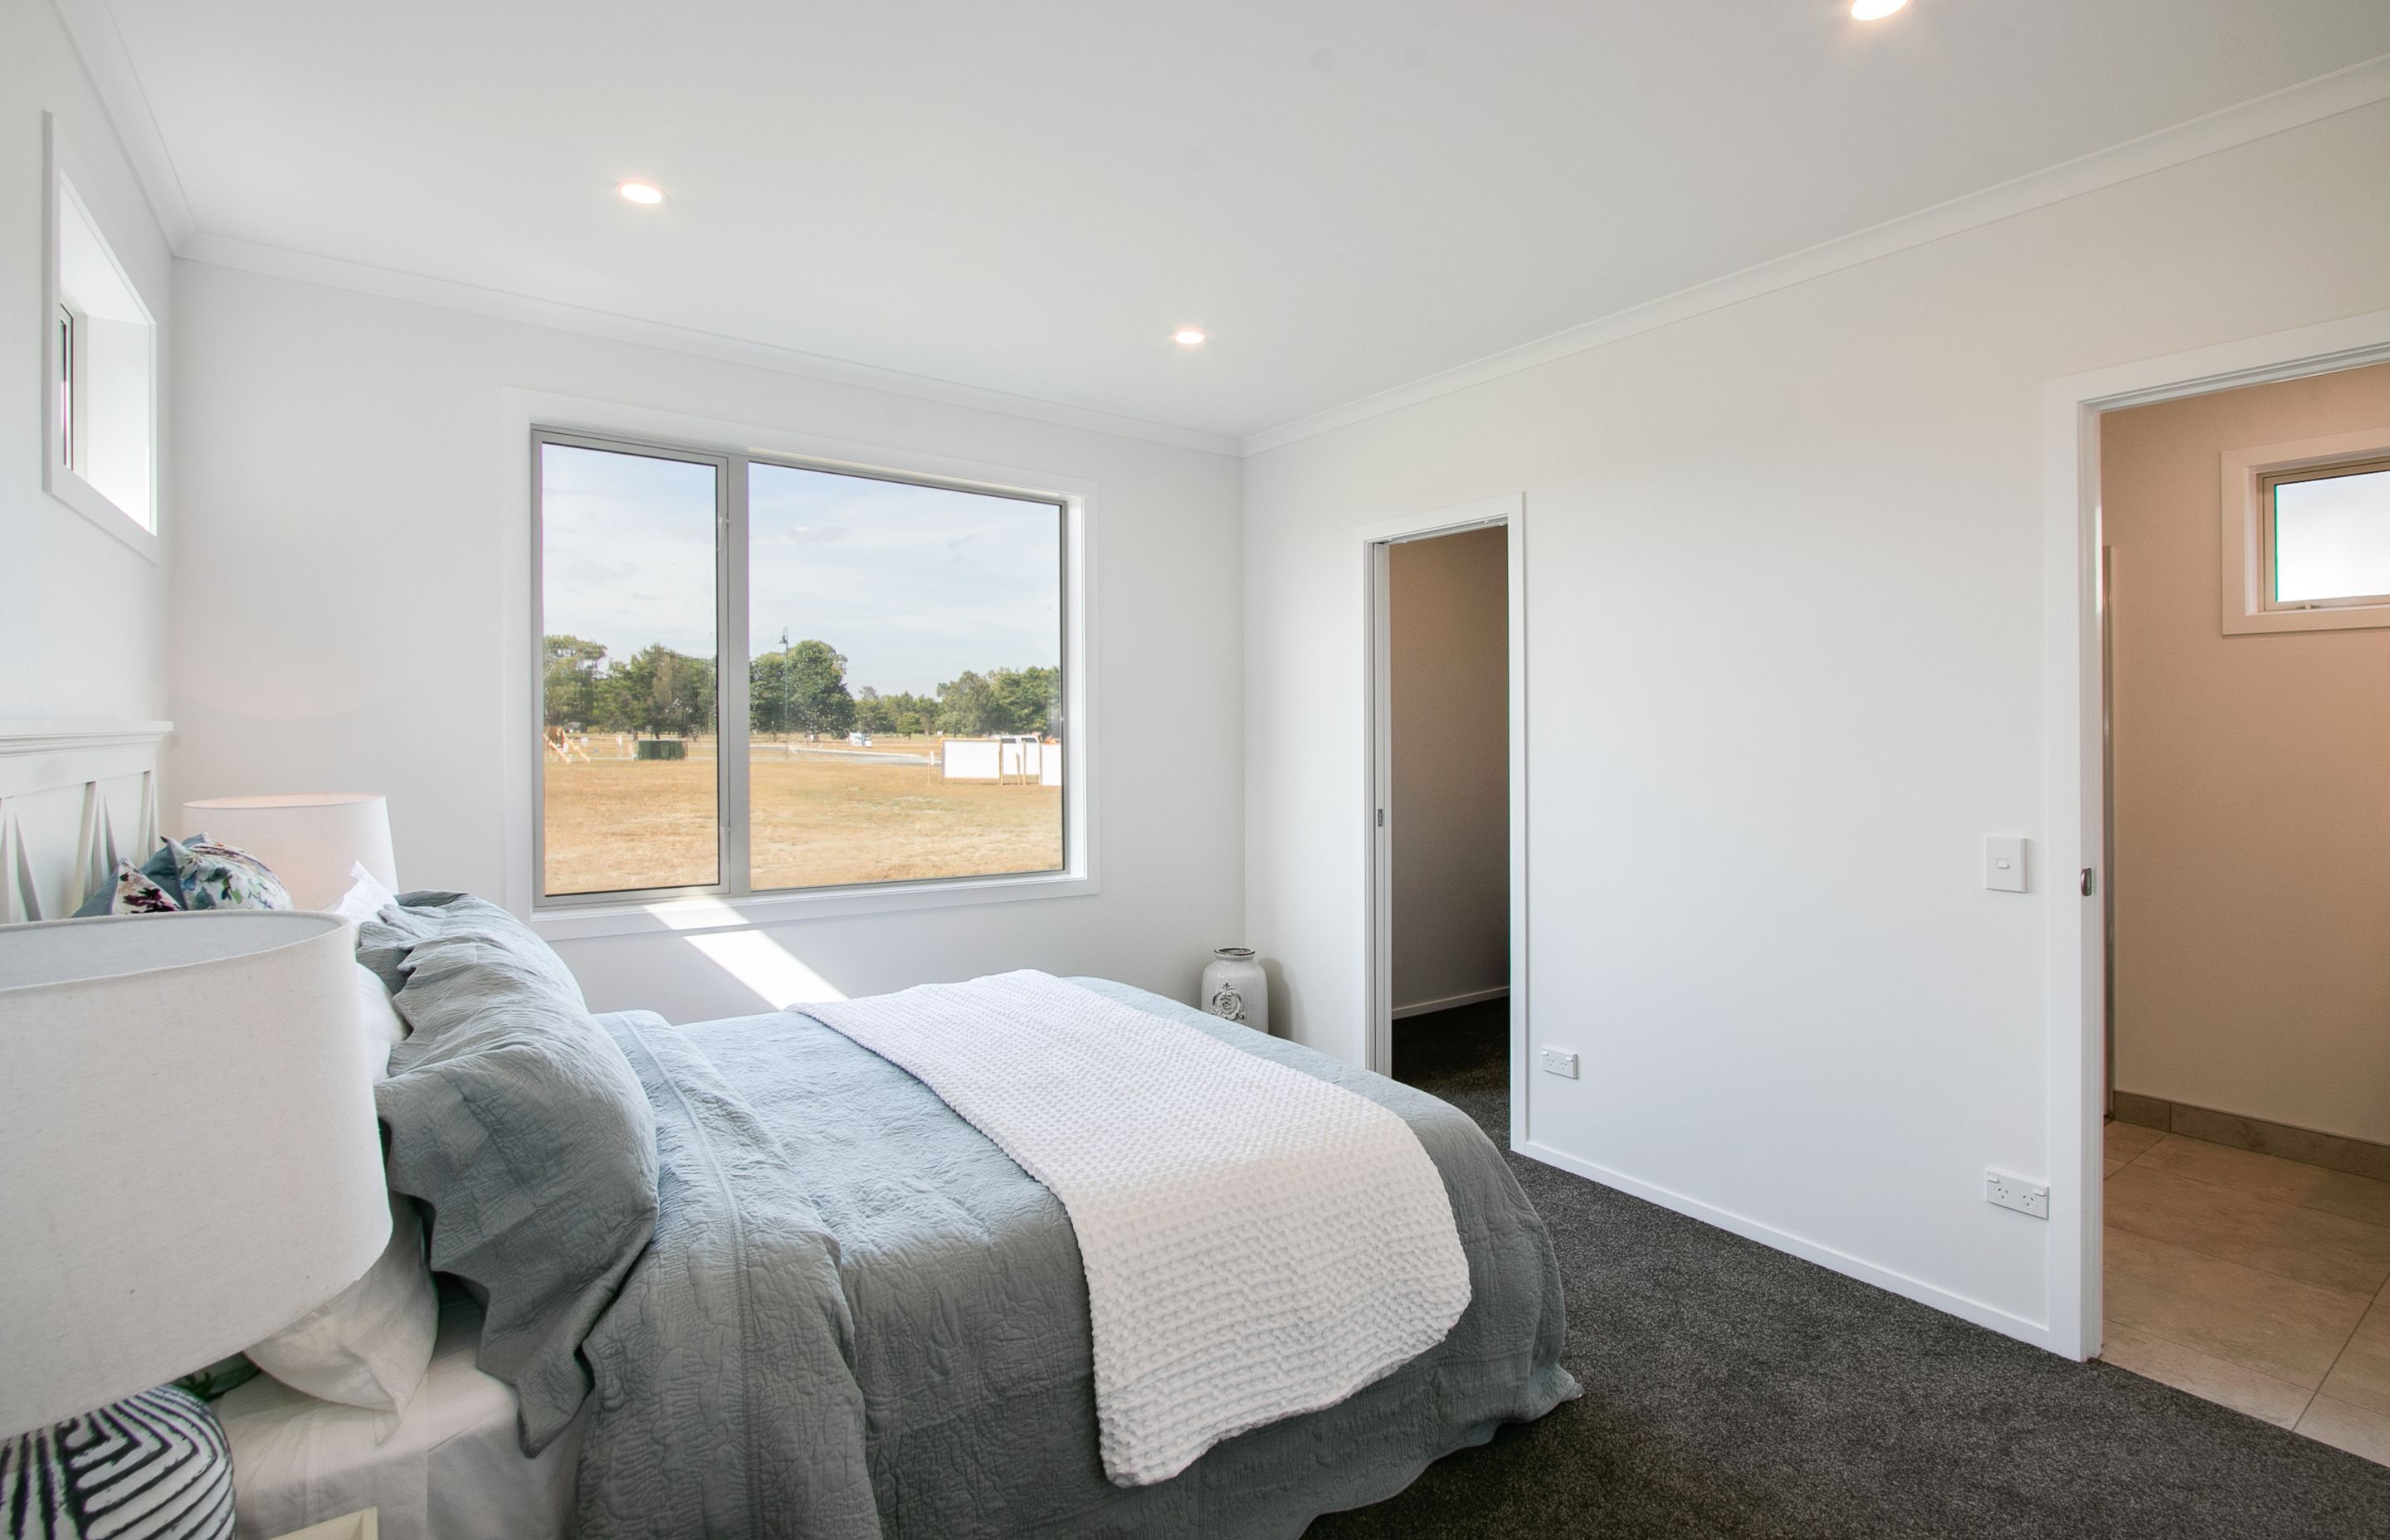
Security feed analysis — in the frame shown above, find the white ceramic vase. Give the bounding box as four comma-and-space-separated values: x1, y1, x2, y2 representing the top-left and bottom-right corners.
1199, 947, 1269, 1034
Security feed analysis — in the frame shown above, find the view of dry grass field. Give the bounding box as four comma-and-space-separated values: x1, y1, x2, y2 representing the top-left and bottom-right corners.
542, 735, 1062, 896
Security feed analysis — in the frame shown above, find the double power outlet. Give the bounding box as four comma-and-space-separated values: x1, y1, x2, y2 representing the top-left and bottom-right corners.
1986, 1169, 2051, 1219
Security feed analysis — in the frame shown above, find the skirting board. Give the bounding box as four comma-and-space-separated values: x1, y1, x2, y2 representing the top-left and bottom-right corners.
2111, 1093, 2390, 1184
1513, 1138, 2056, 1353
1391, 986, 1510, 1020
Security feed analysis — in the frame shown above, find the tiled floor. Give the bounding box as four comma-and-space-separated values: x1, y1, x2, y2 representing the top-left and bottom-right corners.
2102, 1119, 2390, 1464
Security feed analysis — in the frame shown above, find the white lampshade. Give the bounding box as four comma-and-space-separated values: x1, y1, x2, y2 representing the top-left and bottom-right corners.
182, 793, 398, 910
0, 910, 390, 1436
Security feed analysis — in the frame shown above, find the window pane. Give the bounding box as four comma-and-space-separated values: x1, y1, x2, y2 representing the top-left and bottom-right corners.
540, 442, 720, 895
2275, 466, 2390, 604
55, 306, 73, 471
747, 462, 1062, 890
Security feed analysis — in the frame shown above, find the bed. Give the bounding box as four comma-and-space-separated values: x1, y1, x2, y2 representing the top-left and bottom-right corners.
246, 887, 1576, 1540
220, 1286, 583, 1540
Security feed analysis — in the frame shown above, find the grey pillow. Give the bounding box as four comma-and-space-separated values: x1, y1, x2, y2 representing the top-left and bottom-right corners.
358, 889, 583, 1001
363, 892, 659, 1454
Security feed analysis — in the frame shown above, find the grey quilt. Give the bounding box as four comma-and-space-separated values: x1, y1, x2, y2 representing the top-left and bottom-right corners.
576, 979, 1576, 1539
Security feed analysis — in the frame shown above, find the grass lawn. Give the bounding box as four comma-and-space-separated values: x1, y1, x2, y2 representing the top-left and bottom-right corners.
542, 737, 1061, 896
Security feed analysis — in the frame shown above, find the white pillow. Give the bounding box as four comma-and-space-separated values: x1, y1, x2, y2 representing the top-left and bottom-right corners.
247, 861, 435, 1425
335, 865, 407, 1075
353, 964, 405, 1077
330, 862, 398, 928
246, 1194, 437, 1421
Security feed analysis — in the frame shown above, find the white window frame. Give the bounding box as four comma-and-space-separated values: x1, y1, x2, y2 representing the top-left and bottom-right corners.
2219, 426, 2390, 635
41, 115, 159, 562
503, 390, 1098, 941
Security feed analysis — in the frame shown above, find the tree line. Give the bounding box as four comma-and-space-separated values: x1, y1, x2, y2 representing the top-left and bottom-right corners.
544, 633, 1060, 741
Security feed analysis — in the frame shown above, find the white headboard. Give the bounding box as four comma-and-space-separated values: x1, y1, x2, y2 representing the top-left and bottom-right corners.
0, 719, 172, 923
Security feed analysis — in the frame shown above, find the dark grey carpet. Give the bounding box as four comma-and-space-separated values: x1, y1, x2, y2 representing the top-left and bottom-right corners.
1309, 1000, 2390, 1538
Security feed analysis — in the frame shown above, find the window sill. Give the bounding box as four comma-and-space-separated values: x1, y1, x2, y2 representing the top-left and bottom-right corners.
45, 463, 158, 563
2222, 602, 2390, 636
529, 867, 1097, 943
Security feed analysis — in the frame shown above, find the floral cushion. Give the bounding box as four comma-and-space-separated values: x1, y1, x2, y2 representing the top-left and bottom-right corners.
74, 835, 292, 916
75, 837, 185, 917
95, 863, 182, 914
172, 838, 290, 911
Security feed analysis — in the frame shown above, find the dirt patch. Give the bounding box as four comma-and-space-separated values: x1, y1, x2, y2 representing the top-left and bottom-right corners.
542, 738, 1061, 896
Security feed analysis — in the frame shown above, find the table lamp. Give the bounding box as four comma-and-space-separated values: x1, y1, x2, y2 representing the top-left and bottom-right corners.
178, 795, 398, 911
0, 910, 390, 1538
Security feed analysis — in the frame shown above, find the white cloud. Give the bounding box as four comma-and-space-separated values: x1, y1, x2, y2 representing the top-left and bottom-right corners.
541, 446, 1063, 696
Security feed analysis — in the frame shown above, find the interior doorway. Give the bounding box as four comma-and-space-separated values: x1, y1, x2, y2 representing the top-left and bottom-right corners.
2043, 308, 2390, 1367
1361, 493, 1526, 1140
1380, 522, 1510, 1092
2092, 360, 2390, 1460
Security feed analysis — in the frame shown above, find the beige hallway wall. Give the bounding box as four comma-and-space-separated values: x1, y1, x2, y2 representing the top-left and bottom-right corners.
1388, 524, 1509, 1014
2106, 360, 2390, 1144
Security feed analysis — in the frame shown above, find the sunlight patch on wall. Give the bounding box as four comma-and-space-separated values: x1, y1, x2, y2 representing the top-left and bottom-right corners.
647, 896, 848, 1006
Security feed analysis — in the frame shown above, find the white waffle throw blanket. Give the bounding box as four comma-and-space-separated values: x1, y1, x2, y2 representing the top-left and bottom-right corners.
802, 970, 1473, 1486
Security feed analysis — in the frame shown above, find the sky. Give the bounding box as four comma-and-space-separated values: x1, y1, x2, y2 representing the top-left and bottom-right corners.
2274, 465, 2390, 603
541, 443, 1062, 695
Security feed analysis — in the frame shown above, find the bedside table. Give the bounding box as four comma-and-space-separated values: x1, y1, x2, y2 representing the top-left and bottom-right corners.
273, 1511, 378, 1540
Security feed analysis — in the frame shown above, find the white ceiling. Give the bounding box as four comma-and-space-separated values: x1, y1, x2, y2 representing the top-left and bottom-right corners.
76, 1, 2390, 444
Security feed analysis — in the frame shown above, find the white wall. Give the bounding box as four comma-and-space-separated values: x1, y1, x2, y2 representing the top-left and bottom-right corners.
168, 261, 1242, 1017
2, 0, 171, 721
2106, 362, 2390, 1146
1388, 524, 1508, 1013
1243, 100, 2390, 1342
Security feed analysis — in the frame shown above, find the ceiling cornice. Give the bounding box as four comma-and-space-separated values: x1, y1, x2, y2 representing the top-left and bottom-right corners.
51, 0, 196, 246
51, 0, 2390, 464
1238, 49, 2390, 458
59, 4, 1238, 457
178, 232, 1244, 456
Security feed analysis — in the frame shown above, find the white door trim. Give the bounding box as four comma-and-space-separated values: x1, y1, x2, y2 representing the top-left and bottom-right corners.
2041, 305, 2390, 1362
1359, 493, 1528, 1150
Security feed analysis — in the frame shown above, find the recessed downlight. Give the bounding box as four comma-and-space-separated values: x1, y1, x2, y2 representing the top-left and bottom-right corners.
1850, 0, 1908, 18
617, 180, 666, 206
1173, 328, 1206, 346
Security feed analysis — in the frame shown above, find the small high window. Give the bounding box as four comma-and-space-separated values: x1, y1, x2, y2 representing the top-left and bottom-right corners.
43, 123, 158, 555
2266, 459, 2390, 609
2220, 431, 2390, 635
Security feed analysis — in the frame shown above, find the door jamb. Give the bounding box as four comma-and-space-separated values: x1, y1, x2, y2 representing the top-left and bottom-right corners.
2043, 307, 2390, 1362
1359, 493, 1528, 1150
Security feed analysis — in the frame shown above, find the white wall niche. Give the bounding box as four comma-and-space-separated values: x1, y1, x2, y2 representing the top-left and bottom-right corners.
43, 115, 159, 560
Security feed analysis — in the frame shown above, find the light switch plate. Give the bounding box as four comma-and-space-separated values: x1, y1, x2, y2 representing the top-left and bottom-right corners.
1984, 836, 2026, 893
